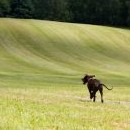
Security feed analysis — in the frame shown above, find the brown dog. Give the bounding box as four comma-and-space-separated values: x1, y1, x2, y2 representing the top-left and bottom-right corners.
82, 74, 113, 103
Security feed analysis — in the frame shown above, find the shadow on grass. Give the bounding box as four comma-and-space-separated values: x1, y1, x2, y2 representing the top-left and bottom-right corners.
78, 97, 130, 106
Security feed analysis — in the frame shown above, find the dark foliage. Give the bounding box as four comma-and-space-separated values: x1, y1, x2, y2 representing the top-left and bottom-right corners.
0, 0, 10, 17
10, 0, 34, 18
0, 0, 130, 26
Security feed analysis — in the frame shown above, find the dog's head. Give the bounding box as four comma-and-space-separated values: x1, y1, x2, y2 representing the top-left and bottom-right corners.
81, 74, 95, 84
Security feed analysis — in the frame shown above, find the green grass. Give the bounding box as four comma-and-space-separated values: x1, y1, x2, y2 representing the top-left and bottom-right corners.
1, 86, 130, 130
0, 18, 130, 130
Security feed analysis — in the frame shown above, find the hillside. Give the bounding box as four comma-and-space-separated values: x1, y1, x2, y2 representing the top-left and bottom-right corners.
0, 18, 130, 87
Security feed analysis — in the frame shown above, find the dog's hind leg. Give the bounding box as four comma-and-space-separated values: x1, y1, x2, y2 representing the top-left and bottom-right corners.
92, 90, 98, 102
99, 87, 104, 103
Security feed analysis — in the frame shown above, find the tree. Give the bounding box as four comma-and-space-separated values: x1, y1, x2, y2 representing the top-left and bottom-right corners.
0, 0, 10, 17
11, 0, 34, 18
68, 0, 86, 23
48, 0, 71, 21
118, 0, 128, 26
33, 0, 72, 22
126, 0, 130, 26
1, 0, 130, 27
32, 0, 48, 19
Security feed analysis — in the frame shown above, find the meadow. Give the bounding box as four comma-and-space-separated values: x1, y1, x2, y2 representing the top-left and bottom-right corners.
0, 18, 130, 130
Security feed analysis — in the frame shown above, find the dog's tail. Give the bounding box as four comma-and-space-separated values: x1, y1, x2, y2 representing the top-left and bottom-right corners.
101, 84, 113, 90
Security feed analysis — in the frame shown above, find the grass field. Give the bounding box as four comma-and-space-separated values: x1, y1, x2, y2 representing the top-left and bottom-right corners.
0, 18, 130, 130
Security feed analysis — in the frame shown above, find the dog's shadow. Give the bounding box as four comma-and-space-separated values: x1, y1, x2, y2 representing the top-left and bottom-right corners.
78, 97, 130, 106
78, 98, 91, 102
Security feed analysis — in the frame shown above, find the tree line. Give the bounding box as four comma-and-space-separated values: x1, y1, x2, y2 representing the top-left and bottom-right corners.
0, 0, 130, 27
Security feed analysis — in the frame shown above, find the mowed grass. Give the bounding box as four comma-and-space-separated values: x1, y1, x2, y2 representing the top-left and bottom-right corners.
0, 18, 130, 129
